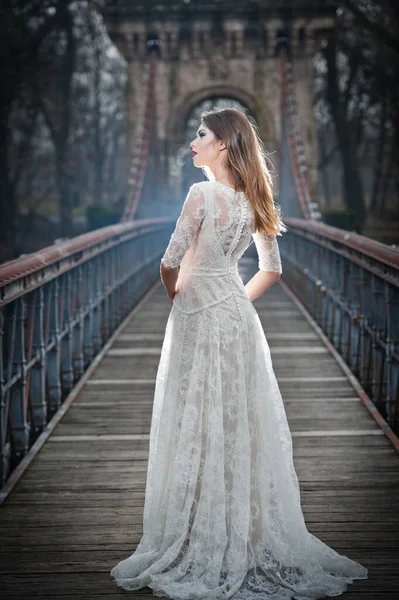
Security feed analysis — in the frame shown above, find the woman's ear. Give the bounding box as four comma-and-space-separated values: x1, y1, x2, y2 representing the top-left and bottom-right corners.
218, 139, 227, 152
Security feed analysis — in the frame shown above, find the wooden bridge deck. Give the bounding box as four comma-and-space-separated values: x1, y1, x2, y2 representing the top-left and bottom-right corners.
1, 258, 398, 599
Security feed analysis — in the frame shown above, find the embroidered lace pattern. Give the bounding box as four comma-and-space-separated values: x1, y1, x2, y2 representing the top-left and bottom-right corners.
111, 180, 368, 599
160, 184, 206, 270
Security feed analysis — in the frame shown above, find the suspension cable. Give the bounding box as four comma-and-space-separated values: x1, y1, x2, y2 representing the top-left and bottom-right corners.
122, 49, 158, 222
279, 48, 322, 222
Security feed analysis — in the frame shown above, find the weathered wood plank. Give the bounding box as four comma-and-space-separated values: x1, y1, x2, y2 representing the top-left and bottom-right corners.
2, 550, 398, 575
3, 506, 399, 525
0, 573, 396, 597
2, 525, 398, 548
0, 573, 153, 596
5, 488, 396, 509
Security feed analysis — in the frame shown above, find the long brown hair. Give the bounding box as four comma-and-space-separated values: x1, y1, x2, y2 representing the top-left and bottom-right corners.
201, 107, 287, 236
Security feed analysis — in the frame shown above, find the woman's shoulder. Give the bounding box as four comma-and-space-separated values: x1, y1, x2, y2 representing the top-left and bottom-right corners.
186, 180, 215, 200
190, 180, 214, 191
191, 180, 237, 196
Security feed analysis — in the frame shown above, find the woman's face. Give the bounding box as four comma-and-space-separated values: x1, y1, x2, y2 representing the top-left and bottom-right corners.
190, 123, 224, 169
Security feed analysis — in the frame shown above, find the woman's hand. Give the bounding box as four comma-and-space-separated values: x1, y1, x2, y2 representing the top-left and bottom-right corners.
160, 263, 179, 306
168, 290, 175, 307
168, 285, 180, 307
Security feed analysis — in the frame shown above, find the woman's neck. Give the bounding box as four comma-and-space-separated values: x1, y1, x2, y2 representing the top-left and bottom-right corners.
210, 164, 243, 191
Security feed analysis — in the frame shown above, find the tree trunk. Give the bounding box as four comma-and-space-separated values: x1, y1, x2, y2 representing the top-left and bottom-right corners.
93, 41, 104, 206
57, 4, 76, 238
370, 99, 386, 215
0, 118, 19, 262
56, 154, 73, 238
323, 31, 365, 232
378, 138, 395, 218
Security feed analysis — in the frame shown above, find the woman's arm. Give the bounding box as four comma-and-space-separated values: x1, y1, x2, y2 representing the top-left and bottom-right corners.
160, 184, 205, 305
244, 270, 281, 302
245, 231, 283, 301
160, 264, 179, 306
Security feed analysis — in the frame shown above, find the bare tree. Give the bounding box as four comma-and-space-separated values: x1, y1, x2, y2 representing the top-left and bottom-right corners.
38, 2, 77, 237
321, 28, 365, 230
0, 0, 72, 259
0, 0, 126, 261
315, 1, 399, 232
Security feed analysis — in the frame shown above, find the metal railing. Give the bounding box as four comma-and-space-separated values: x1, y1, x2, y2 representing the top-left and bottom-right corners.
281, 218, 399, 434
2, 211, 398, 490
0, 218, 174, 487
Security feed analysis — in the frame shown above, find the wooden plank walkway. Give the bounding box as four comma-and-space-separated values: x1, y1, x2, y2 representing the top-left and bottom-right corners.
1, 257, 399, 599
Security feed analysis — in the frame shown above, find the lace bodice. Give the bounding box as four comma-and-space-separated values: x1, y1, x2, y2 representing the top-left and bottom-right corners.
161, 181, 282, 275
162, 181, 282, 273
160, 181, 282, 316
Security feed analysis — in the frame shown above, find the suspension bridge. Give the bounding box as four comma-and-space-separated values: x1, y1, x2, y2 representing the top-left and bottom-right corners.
0, 5, 399, 598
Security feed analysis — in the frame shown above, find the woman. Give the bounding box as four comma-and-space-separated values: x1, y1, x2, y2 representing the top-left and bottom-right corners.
110, 108, 368, 599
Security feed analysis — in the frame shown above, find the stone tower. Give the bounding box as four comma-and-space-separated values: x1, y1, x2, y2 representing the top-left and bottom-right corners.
103, 0, 336, 215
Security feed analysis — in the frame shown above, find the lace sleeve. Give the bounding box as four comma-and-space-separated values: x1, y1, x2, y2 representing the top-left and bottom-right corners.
252, 231, 282, 274
161, 184, 206, 269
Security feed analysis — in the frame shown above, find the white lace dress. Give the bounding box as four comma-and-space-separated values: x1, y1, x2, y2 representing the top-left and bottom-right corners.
110, 180, 368, 599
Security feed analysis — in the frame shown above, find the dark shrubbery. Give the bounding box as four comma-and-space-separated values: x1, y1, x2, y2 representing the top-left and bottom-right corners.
86, 204, 123, 231
320, 207, 359, 232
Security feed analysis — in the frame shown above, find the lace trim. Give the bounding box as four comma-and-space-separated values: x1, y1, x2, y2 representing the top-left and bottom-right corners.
252, 231, 282, 274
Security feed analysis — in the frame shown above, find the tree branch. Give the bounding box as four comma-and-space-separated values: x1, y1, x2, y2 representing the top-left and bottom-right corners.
343, 0, 399, 55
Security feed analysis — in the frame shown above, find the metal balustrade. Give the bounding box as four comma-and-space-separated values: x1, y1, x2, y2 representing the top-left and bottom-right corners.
2, 214, 399, 489
281, 218, 399, 434
0, 218, 174, 486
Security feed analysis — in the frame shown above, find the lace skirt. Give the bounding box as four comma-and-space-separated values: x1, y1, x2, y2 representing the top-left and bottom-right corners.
110, 296, 368, 599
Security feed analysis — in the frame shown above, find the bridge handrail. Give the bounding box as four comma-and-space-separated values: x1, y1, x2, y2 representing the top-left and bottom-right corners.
0, 218, 175, 490
285, 218, 399, 280
0, 218, 172, 307
282, 217, 399, 438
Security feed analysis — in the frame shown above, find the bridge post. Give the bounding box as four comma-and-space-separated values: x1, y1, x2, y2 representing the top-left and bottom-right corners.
92, 258, 103, 356
47, 279, 62, 412
9, 298, 29, 459
115, 247, 125, 326
347, 264, 363, 378
83, 261, 95, 367
359, 269, 373, 399
335, 255, 345, 350
109, 248, 118, 333
29, 288, 47, 430
73, 266, 85, 379
386, 286, 399, 430
101, 253, 111, 341
61, 273, 74, 395
339, 259, 351, 364
0, 311, 10, 486
371, 276, 386, 408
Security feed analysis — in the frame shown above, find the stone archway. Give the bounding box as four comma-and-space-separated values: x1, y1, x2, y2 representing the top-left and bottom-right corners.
166, 84, 275, 144
103, 4, 336, 216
